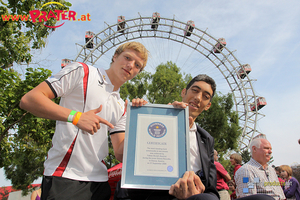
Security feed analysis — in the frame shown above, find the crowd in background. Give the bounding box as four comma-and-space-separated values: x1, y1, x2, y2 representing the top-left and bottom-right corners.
215, 149, 300, 200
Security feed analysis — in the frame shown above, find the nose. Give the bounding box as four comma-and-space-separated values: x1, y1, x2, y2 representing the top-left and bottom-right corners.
194, 91, 202, 102
126, 60, 135, 69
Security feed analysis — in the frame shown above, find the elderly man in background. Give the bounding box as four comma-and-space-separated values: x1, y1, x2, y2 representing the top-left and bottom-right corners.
235, 138, 285, 200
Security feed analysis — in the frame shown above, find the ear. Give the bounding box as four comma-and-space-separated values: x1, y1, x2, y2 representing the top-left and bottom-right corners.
112, 54, 118, 62
181, 88, 186, 98
204, 102, 211, 111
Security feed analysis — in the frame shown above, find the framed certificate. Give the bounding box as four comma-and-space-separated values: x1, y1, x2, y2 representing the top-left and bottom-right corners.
121, 103, 190, 190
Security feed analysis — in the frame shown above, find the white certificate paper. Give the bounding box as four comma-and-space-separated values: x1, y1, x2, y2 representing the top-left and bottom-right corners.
134, 114, 178, 178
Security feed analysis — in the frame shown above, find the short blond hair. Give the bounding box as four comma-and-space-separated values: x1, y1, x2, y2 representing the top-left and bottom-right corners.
280, 165, 293, 177
230, 153, 242, 165
112, 41, 149, 71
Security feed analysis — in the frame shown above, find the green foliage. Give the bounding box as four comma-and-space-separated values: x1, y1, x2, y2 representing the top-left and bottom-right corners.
104, 134, 120, 169
147, 61, 192, 104
0, 0, 71, 68
241, 149, 251, 164
120, 71, 151, 100
0, 67, 56, 195
196, 92, 242, 153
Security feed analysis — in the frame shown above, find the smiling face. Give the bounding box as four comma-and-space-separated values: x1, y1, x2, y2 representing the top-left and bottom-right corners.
280, 170, 288, 179
181, 81, 213, 120
230, 156, 236, 165
107, 48, 144, 90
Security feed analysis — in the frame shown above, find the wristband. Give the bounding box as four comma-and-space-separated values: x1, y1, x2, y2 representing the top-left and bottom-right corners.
67, 110, 77, 123
72, 112, 82, 125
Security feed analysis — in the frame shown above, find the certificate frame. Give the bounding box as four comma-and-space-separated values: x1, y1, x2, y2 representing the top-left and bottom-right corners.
121, 103, 190, 190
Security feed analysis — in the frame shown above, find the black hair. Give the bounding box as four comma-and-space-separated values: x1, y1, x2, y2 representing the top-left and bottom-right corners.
185, 74, 216, 100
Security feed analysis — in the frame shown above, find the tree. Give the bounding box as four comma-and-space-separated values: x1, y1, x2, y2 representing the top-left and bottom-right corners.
196, 92, 242, 154
147, 61, 192, 104
241, 149, 251, 164
0, 67, 56, 195
0, 0, 71, 69
120, 71, 151, 101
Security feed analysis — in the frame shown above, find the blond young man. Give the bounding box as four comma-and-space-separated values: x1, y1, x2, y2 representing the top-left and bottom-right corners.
20, 42, 148, 200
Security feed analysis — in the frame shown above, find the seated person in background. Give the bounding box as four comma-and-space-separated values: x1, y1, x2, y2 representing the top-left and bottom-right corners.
214, 149, 231, 200
228, 180, 237, 200
31, 188, 41, 200
280, 165, 300, 200
274, 166, 285, 188
235, 138, 285, 200
230, 153, 242, 180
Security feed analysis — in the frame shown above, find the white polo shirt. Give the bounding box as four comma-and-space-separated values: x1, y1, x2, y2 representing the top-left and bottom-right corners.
44, 62, 126, 182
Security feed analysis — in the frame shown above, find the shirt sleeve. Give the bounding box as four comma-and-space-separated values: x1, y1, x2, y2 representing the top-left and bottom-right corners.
46, 62, 84, 98
109, 113, 126, 134
235, 166, 257, 198
215, 162, 229, 178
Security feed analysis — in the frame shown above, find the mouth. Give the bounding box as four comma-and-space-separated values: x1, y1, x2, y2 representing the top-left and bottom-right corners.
188, 102, 199, 110
123, 68, 130, 75
266, 153, 272, 158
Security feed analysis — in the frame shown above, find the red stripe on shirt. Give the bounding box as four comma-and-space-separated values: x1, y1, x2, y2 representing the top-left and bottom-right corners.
79, 62, 89, 102
52, 135, 78, 177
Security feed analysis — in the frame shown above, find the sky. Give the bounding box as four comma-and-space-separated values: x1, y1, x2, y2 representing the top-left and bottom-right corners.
1, 0, 300, 187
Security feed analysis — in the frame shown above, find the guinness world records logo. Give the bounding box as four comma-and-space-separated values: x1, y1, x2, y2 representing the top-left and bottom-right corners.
148, 122, 167, 138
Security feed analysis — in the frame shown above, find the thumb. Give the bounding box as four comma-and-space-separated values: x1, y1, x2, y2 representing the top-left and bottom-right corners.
94, 105, 103, 114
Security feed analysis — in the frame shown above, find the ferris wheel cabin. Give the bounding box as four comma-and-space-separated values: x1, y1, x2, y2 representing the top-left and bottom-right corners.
85, 31, 95, 48
250, 97, 267, 111
238, 64, 252, 79
117, 16, 125, 33
61, 59, 71, 68
213, 38, 226, 53
151, 12, 160, 29
184, 20, 195, 36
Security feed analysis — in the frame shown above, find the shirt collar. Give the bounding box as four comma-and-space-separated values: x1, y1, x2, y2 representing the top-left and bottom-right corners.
98, 68, 120, 94
190, 122, 196, 132
250, 157, 269, 170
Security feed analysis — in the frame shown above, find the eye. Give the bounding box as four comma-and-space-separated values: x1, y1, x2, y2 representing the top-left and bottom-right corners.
204, 94, 210, 100
135, 63, 141, 69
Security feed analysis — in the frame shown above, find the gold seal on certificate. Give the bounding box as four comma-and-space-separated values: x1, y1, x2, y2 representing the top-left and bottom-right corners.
121, 104, 190, 190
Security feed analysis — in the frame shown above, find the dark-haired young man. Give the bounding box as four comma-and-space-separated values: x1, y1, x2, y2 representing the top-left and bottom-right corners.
126, 74, 219, 200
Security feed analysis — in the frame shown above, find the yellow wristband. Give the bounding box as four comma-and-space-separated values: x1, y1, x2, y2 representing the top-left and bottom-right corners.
72, 112, 82, 125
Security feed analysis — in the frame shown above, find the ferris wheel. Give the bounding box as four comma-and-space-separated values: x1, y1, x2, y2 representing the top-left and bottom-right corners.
72, 13, 267, 151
